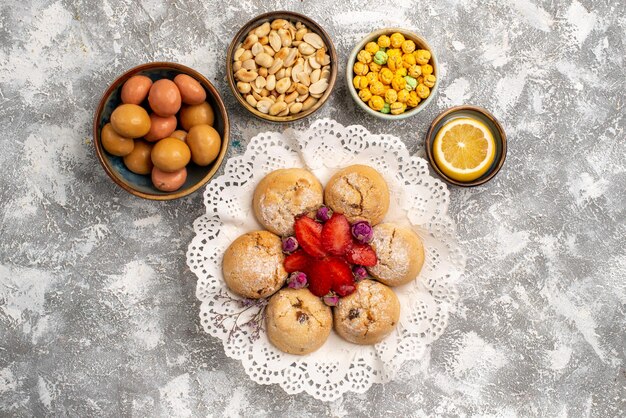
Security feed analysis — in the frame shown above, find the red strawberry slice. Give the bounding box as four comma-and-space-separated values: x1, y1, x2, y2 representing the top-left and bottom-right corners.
345, 242, 377, 267
294, 215, 326, 258
321, 213, 352, 256
283, 250, 312, 273
307, 260, 332, 297
326, 257, 356, 296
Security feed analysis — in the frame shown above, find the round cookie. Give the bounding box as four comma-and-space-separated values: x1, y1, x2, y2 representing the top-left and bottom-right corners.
266, 288, 332, 355
253, 168, 324, 236
367, 223, 425, 287
324, 165, 390, 225
222, 230, 287, 299
333, 279, 400, 345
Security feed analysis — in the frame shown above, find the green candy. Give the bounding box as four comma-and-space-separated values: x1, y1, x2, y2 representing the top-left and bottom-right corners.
373, 50, 388, 65
381, 103, 391, 114
404, 75, 418, 91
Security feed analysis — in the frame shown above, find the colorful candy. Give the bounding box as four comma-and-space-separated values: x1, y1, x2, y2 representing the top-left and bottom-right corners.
353, 32, 436, 115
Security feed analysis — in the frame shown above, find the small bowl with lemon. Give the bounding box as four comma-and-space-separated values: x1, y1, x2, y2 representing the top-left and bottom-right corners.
425, 105, 507, 187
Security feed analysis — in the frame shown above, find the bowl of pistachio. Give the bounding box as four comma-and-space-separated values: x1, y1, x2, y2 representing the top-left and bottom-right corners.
347, 28, 439, 119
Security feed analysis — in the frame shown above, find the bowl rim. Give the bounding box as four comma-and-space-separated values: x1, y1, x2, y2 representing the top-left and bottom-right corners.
424, 105, 507, 187
345, 27, 439, 120
93, 61, 230, 201
225, 10, 338, 123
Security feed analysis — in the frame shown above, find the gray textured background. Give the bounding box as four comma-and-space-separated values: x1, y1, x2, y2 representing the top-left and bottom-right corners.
1, 0, 625, 416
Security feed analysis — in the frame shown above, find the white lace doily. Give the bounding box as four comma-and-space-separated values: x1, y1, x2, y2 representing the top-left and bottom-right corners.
186, 119, 465, 401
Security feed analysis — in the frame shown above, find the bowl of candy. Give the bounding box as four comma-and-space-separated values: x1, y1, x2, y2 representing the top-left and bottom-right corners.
346, 28, 439, 119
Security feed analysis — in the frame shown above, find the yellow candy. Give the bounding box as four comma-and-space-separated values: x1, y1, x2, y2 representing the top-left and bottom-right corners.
353, 75, 368, 90
365, 42, 379, 54
384, 89, 398, 104
415, 49, 431, 65
353, 61, 369, 76
395, 67, 407, 77
369, 62, 382, 73
402, 53, 416, 68
368, 95, 385, 111
377, 35, 391, 48
397, 89, 410, 103
379, 68, 394, 84
416, 84, 430, 99
387, 48, 402, 58
401, 40, 416, 54
408, 64, 422, 78
357, 50, 372, 64
366, 71, 379, 84
407, 91, 420, 107
370, 80, 385, 96
417, 75, 424, 84
421, 64, 433, 76
424, 74, 436, 88
358, 88, 372, 102
391, 76, 406, 91
390, 102, 406, 115
390, 33, 405, 48
388, 55, 403, 72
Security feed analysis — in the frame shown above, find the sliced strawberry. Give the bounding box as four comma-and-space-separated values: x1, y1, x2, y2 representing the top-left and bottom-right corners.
294, 215, 326, 258
283, 250, 312, 273
321, 213, 351, 256
326, 257, 356, 296
345, 242, 378, 267
307, 261, 332, 297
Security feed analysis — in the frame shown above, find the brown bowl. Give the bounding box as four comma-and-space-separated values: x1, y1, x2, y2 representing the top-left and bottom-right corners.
226, 11, 338, 122
424, 105, 507, 187
93, 62, 230, 200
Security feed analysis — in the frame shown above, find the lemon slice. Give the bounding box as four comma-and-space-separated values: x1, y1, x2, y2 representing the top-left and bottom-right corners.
433, 117, 496, 182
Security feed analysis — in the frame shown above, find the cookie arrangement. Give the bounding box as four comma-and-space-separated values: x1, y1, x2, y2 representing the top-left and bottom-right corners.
222, 165, 425, 354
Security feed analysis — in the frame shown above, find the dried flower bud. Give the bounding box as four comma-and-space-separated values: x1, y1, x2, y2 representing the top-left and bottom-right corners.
282, 236, 299, 253
351, 221, 373, 243
287, 271, 308, 289
316, 206, 333, 222
322, 293, 339, 306
353, 265, 367, 281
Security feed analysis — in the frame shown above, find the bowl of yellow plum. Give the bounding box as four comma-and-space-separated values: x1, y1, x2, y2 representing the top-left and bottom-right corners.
346, 28, 438, 119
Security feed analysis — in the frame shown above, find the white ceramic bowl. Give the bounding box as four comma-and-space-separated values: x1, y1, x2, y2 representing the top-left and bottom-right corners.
346, 28, 439, 120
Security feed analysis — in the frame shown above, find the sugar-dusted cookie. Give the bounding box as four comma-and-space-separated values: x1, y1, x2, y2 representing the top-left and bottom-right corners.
333, 279, 400, 345
324, 165, 389, 225
253, 168, 324, 236
222, 230, 287, 299
367, 223, 425, 287
266, 288, 332, 355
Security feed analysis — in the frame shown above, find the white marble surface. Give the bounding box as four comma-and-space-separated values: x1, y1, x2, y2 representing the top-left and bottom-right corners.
0, 0, 625, 416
